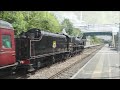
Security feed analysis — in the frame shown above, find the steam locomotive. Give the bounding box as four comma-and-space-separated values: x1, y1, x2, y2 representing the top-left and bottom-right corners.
0, 20, 85, 73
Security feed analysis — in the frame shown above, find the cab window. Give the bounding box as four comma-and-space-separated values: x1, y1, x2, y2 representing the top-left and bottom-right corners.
2, 35, 12, 48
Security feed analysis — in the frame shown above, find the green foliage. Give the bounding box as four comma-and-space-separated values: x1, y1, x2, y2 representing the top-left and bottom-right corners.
0, 11, 83, 37
0, 11, 61, 36
90, 36, 102, 44
61, 18, 74, 35
61, 19, 83, 37
72, 28, 82, 37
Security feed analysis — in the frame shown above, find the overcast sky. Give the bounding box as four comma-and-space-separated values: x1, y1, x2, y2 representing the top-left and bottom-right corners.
51, 11, 120, 24
50, 11, 120, 33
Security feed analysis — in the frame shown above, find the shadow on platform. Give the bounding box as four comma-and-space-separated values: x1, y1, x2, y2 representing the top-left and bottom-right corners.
110, 48, 117, 51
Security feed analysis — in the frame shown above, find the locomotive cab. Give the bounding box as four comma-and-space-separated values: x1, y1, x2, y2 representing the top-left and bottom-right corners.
0, 20, 17, 70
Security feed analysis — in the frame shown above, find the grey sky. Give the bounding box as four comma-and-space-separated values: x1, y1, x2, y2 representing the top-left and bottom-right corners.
50, 11, 120, 33
50, 11, 120, 40
51, 11, 120, 24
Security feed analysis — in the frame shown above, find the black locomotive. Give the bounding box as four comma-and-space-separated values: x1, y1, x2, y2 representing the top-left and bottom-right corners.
15, 28, 85, 71
0, 20, 85, 74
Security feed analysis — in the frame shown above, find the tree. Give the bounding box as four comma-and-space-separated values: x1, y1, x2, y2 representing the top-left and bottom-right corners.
0, 11, 27, 35
61, 19, 74, 35
0, 11, 62, 36
90, 35, 102, 44
72, 28, 82, 37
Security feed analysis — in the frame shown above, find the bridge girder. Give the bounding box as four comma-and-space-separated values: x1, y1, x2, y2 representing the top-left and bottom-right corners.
82, 31, 115, 47
82, 32, 112, 39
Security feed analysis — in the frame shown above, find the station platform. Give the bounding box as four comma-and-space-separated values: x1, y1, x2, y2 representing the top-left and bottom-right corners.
71, 44, 120, 79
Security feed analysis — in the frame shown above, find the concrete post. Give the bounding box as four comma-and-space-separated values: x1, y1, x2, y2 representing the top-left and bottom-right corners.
112, 32, 115, 47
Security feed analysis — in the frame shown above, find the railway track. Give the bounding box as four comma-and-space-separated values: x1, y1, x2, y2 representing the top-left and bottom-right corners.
0, 45, 103, 79
48, 45, 103, 79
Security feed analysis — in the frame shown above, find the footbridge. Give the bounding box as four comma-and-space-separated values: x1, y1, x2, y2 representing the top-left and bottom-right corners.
82, 31, 115, 47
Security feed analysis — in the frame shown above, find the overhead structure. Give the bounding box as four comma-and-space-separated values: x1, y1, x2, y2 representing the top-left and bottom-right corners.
82, 31, 115, 47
